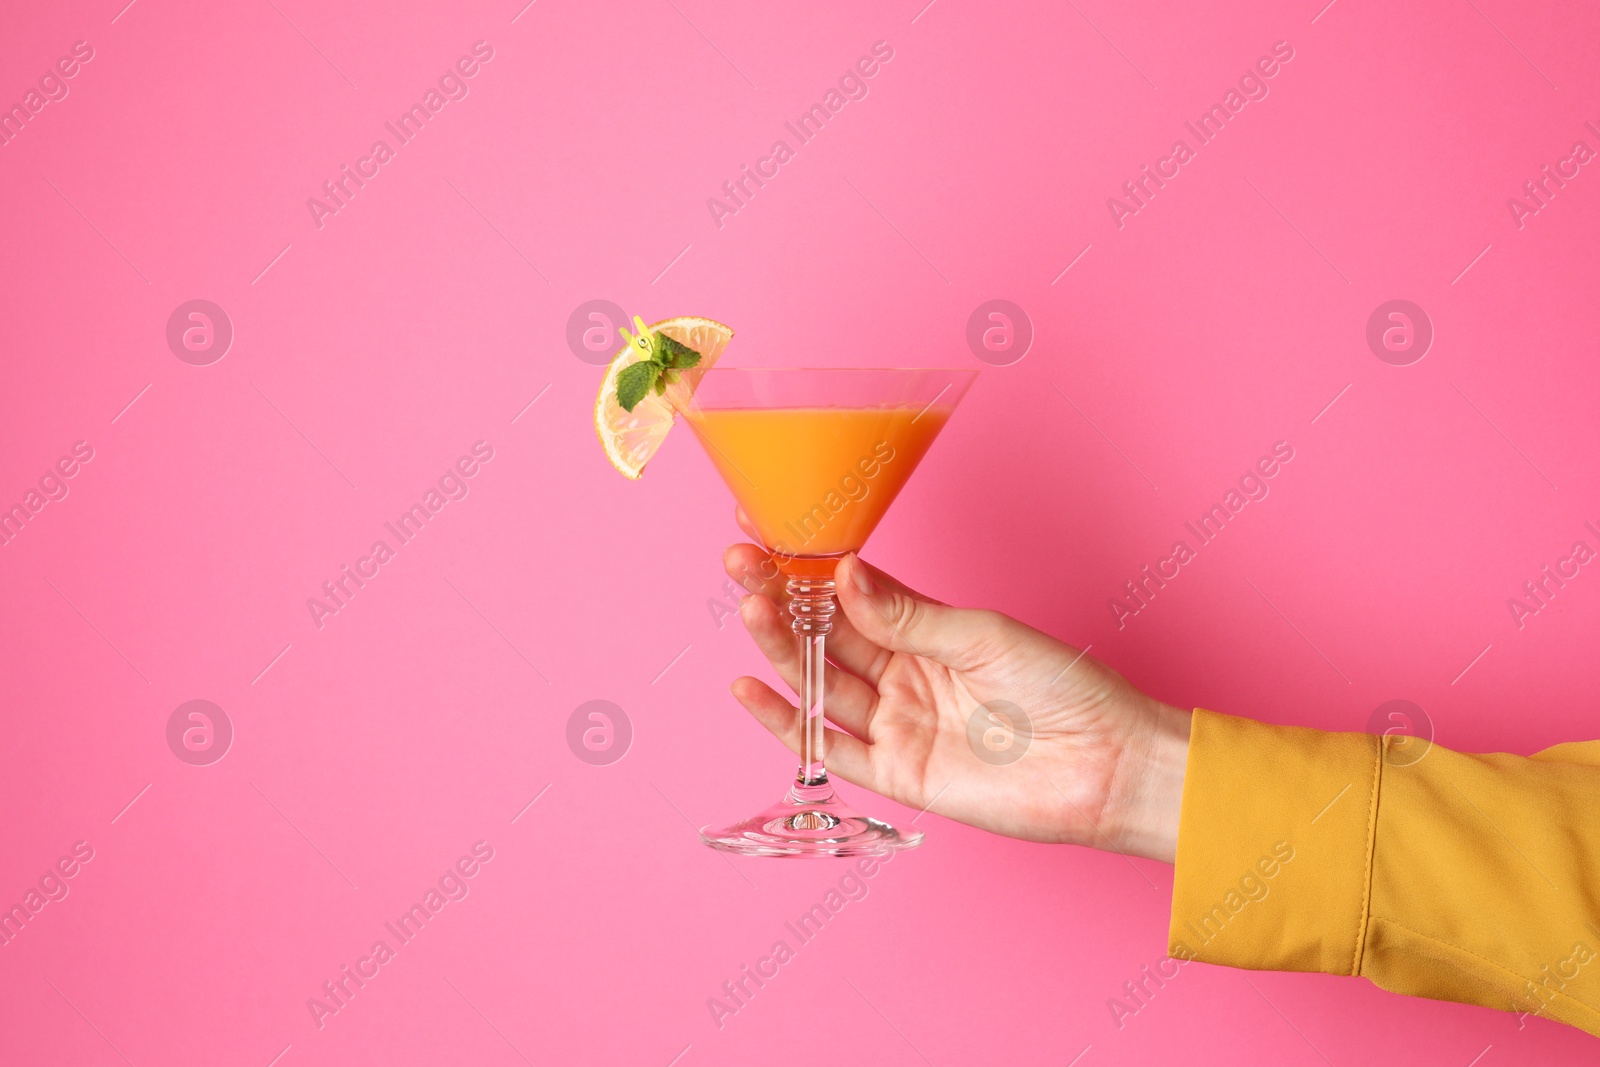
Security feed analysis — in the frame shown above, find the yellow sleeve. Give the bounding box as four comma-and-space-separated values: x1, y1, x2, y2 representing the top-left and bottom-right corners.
1169, 708, 1600, 1037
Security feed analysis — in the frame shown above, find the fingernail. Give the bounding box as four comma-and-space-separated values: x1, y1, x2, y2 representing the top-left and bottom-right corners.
848, 554, 874, 595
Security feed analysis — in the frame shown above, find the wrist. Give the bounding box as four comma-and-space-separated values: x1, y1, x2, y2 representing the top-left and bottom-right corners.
1103, 701, 1191, 863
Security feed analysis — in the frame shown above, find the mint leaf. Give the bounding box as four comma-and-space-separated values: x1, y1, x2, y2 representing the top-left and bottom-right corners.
614, 331, 703, 411
655, 332, 702, 370
616, 361, 659, 412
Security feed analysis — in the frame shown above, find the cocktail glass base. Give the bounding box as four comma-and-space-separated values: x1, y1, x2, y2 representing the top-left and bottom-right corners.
699, 778, 925, 857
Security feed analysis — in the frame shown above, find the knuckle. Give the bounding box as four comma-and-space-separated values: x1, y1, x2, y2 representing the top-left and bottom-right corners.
890, 594, 925, 635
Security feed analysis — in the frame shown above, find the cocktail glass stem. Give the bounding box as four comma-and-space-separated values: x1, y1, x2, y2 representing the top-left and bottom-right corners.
786, 575, 840, 829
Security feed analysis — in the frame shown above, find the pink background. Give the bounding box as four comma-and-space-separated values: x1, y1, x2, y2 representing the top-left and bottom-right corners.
2, 0, 1597, 1063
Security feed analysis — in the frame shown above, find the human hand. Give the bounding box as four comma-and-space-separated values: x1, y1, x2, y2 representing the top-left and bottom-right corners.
723, 539, 1191, 863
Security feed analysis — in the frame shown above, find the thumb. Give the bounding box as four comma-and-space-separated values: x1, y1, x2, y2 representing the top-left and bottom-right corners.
835, 553, 998, 669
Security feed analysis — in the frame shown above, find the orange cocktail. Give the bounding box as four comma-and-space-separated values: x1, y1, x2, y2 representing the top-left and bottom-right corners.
684, 406, 952, 576
676, 366, 974, 856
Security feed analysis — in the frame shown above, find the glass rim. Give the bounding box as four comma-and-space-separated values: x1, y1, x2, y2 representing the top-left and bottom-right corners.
692, 366, 980, 375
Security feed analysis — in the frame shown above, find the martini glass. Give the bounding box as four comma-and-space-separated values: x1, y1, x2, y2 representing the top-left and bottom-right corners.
680, 367, 977, 856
